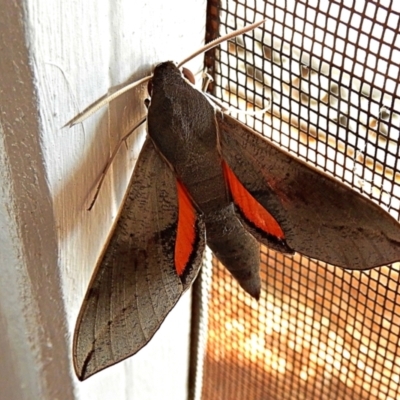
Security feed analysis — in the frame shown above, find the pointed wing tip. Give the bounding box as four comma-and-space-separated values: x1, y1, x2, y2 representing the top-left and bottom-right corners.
73, 350, 95, 381
76, 368, 96, 381
76, 372, 86, 382
75, 370, 93, 381
73, 363, 88, 381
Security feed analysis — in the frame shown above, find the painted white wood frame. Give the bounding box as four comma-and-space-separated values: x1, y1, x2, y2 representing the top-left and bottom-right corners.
0, 1, 207, 399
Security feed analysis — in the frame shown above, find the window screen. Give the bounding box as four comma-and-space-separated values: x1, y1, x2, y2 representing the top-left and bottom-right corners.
190, 1, 400, 399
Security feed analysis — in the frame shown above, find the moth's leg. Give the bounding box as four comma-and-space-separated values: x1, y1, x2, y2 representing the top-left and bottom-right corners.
202, 69, 214, 92
88, 116, 146, 210
204, 89, 271, 117
202, 68, 270, 116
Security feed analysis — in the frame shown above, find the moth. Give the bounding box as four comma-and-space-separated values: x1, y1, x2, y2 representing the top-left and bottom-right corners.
73, 20, 400, 380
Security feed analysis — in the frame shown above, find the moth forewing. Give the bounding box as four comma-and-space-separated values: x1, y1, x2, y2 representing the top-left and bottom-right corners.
73, 139, 206, 380
217, 113, 400, 270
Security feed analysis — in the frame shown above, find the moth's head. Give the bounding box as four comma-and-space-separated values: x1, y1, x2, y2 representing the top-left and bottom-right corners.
147, 61, 196, 96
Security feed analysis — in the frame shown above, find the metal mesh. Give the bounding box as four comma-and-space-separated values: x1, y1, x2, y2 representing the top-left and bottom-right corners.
191, 1, 400, 399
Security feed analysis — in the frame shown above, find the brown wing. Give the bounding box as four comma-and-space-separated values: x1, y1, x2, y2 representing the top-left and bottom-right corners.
218, 112, 400, 270
73, 138, 205, 380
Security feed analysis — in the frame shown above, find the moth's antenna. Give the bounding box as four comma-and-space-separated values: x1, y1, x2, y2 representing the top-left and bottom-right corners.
177, 18, 267, 68
66, 18, 266, 127
72, 19, 268, 209
66, 75, 152, 126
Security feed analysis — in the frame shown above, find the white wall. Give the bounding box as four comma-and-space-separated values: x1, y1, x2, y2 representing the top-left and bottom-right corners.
0, 1, 206, 399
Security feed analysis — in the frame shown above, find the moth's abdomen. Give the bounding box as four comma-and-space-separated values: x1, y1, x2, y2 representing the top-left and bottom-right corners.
205, 204, 261, 299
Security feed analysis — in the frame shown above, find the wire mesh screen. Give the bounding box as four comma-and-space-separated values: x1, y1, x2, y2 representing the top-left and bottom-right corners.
190, 1, 400, 399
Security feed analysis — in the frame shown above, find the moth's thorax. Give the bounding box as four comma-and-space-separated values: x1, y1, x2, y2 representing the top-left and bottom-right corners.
148, 61, 216, 159
147, 61, 229, 212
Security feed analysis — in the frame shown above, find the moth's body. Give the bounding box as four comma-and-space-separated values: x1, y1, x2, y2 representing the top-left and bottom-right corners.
148, 61, 270, 298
